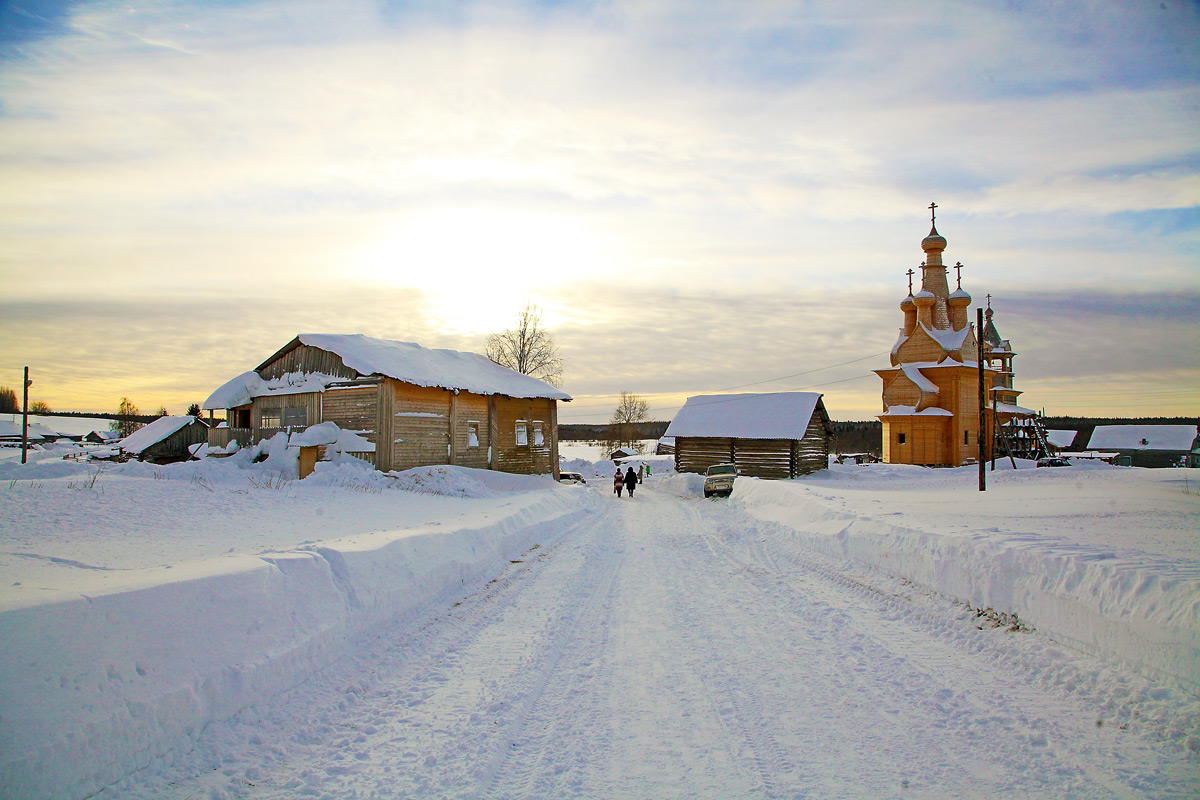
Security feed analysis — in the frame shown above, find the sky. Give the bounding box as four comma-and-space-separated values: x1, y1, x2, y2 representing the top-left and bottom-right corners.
0, 0, 1197, 424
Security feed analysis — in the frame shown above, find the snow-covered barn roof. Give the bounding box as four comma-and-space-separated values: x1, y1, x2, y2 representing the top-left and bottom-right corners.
665, 392, 825, 440
119, 416, 204, 455
205, 333, 570, 409
1044, 429, 1078, 448
1086, 425, 1197, 451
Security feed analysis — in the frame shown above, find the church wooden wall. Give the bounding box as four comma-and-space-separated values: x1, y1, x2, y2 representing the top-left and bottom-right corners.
882, 416, 949, 465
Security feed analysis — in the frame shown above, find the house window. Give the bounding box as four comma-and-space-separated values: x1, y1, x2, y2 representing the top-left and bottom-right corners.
515, 421, 529, 446
283, 407, 307, 428
898, 433, 907, 445
532, 421, 545, 447
468, 421, 480, 448
260, 408, 282, 428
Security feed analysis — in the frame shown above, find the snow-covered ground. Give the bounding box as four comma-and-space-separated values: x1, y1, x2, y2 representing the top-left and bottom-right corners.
0, 451, 1196, 798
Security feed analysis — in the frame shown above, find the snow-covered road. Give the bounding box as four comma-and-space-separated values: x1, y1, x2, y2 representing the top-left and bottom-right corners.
110, 480, 1196, 799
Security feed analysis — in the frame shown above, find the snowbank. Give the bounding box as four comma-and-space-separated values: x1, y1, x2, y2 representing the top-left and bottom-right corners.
729, 469, 1200, 692
0, 461, 594, 800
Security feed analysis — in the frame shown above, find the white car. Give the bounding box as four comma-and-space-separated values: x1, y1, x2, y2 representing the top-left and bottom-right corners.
557, 471, 586, 484
703, 463, 737, 498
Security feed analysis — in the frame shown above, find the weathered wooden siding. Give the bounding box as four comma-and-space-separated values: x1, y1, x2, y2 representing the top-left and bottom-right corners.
323, 384, 382, 463
675, 437, 734, 475
795, 406, 830, 475
391, 383, 452, 471
493, 397, 556, 475
258, 343, 359, 382
452, 391, 491, 470
253, 392, 322, 431
140, 420, 209, 463
732, 439, 794, 479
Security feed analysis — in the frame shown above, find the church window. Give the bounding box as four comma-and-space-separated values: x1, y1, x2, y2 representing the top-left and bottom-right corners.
964, 430, 970, 445
898, 433, 907, 445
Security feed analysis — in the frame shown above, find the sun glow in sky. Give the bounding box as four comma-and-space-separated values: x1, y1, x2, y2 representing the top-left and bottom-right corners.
0, 0, 1197, 423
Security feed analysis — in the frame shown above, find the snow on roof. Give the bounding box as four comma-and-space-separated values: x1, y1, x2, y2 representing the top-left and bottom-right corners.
119, 416, 202, 455
900, 364, 939, 394
878, 405, 953, 417
994, 401, 1037, 416
1087, 425, 1198, 451
1045, 429, 1078, 448
295, 334, 570, 400
203, 370, 330, 410
665, 392, 823, 440
922, 323, 971, 353
207, 334, 571, 408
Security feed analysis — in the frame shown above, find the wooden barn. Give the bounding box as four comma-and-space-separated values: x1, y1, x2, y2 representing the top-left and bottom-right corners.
665, 392, 833, 478
202, 333, 571, 477
118, 416, 209, 464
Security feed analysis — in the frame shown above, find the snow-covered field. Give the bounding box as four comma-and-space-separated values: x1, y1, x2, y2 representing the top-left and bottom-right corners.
0, 449, 1196, 798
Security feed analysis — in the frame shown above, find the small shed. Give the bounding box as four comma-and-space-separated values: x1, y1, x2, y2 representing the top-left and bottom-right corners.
1085, 425, 1199, 469
118, 416, 209, 464
84, 429, 121, 444
655, 436, 676, 456
665, 392, 832, 478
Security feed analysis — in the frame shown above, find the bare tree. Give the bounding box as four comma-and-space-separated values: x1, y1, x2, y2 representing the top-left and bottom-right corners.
0, 387, 17, 413
604, 391, 650, 455
111, 397, 143, 437
485, 303, 564, 387
29, 401, 52, 414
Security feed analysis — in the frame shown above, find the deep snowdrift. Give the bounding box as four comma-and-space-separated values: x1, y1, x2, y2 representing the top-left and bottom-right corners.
0, 456, 594, 800
728, 462, 1200, 692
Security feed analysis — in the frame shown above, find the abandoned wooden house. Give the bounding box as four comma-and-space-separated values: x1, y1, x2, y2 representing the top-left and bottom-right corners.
118, 415, 210, 464
665, 392, 833, 478
202, 333, 571, 477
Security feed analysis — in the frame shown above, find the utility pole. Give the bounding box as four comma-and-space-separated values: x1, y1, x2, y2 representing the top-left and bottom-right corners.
21, 366, 31, 465
977, 310, 985, 492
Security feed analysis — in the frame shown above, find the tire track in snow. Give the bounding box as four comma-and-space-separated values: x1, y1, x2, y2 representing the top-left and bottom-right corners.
689, 495, 1198, 799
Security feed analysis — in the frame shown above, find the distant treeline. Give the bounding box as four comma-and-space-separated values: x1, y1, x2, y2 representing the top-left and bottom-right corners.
13, 410, 161, 423
559, 421, 669, 441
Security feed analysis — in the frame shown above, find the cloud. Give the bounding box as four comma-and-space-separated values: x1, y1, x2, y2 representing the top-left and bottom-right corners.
0, 0, 1196, 419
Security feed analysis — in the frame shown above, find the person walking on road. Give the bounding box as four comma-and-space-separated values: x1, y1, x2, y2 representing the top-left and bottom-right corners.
613, 468, 624, 497
624, 466, 639, 498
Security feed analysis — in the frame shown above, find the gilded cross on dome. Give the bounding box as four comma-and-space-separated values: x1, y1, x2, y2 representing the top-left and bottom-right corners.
929, 202, 937, 225
906, 268, 914, 294
954, 262, 963, 290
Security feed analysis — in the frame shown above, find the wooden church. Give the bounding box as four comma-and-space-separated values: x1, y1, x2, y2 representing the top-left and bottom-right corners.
875, 206, 1036, 467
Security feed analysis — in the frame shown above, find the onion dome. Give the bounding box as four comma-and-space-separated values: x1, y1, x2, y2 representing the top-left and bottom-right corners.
947, 287, 971, 306
900, 294, 916, 312
921, 225, 947, 253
